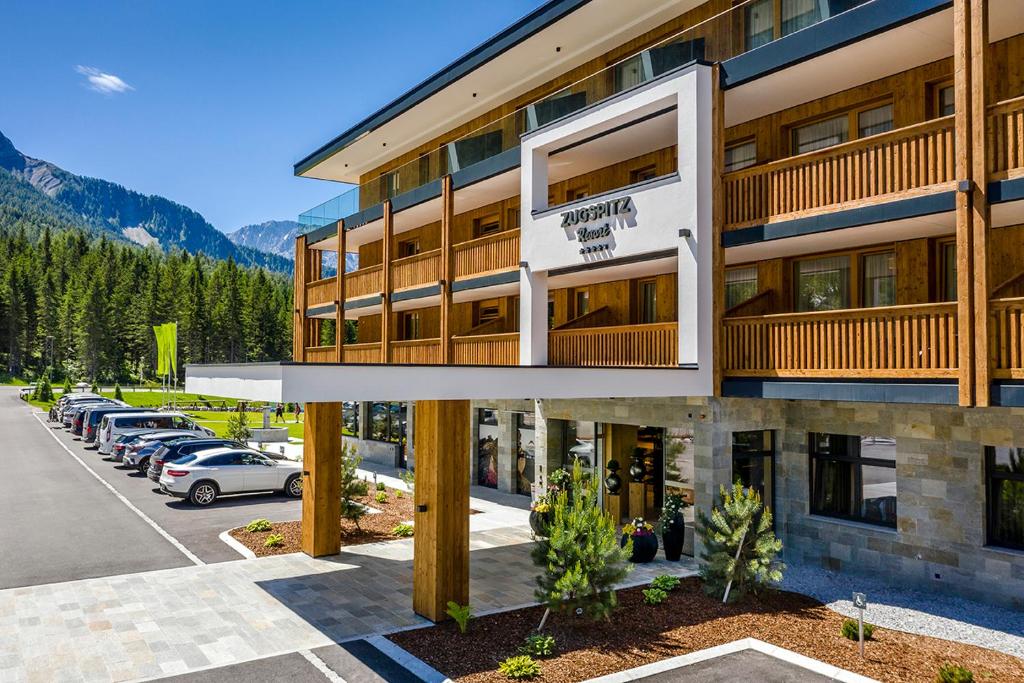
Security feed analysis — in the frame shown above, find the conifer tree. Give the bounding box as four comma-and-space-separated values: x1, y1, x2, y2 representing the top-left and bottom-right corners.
340, 444, 367, 530
696, 481, 784, 602
532, 460, 632, 625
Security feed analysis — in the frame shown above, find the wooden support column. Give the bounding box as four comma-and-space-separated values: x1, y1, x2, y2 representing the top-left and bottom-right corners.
335, 220, 346, 363
953, 0, 976, 407
413, 399, 470, 622
381, 200, 394, 364
970, 0, 991, 406
440, 176, 454, 364
294, 234, 308, 362
301, 402, 342, 557
711, 64, 725, 397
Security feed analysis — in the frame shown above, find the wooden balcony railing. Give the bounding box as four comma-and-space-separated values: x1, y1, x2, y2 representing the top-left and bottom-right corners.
305, 277, 336, 308
453, 229, 520, 279
392, 249, 441, 291
549, 323, 677, 367
346, 265, 383, 300
990, 297, 1024, 379
342, 342, 381, 364
391, 338, 442, 364
722, 302, 958, 378
724, 116, 956, 230
987, 95, 1024, 179
304, 346, 337, 363
452, 333, 519, 366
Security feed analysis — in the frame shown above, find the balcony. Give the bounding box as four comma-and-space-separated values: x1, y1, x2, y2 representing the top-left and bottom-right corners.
342, 342, 381, 364
392, 249, 442, 291
453, 229, 520, 280
390, 339, 442, 364
304, 346, 337, 363
451, 333, 519, 366
988, 95, 1024, 180
549, 323, 678, 368
990, 297, 1024, 379
305, 277, 336, 308
724, 116, 956, 231
346, 265, 383, 300
722, 303, 958, 379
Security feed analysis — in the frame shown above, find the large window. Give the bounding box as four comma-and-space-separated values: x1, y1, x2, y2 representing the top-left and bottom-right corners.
744, 0, 775, 50
986, 446, 1024, 550
399, 311, 422, 341
342, 401, 359, 437
745, 0, 869, 52
857, 104, 894, 138
791, 101, 893, 155
370, 402, 405, 444
941, 241, 957, 302
795, 255, 850, 312
862, 252, 896, 308
477, 409, 500, 488
809, 433, 897, 528
638, 279, 657, 324
725, 140, 757, 172
733, 431, 775, 519
725, 266, 758, 310
515, 413, 536, 496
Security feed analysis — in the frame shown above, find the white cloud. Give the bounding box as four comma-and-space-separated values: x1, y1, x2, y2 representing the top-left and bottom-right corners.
75, 65, 134, 94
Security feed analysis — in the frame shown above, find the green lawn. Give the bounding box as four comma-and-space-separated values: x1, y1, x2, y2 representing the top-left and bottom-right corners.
187, 410, 305, 440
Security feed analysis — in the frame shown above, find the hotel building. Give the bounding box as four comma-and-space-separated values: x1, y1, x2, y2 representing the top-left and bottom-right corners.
190, 0, 1024, 618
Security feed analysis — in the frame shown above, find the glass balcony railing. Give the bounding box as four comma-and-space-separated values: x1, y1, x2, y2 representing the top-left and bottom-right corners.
298, 0, 874, 232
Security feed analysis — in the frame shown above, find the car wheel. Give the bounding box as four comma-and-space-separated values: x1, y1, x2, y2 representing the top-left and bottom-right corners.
137, 457, 150, 474
284, 474, 302, 498
188, 481, 219, 506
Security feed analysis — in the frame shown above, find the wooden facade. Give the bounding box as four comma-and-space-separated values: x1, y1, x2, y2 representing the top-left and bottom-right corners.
291, 0, 1024, 406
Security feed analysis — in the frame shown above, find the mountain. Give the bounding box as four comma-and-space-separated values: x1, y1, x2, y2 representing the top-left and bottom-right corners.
0, 129, 292, 272
228, 219, 357, 272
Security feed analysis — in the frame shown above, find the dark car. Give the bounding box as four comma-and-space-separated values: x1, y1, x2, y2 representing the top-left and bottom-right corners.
71, 400, 125, 436
122, 431, 202, 472
82, 406, 145, 446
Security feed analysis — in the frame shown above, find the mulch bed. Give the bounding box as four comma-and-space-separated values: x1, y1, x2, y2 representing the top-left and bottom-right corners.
389, 578, 1024, 683
230, 485, 416, 556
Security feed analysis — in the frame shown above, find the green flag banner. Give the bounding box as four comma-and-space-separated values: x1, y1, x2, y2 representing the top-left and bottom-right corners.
153, 324, 167, 376
166, 322, 178, 377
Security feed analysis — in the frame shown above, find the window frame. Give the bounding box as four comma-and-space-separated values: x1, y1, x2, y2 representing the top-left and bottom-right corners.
732, 430, 776, 525
473, 214, 501, 239
787, 98, 895, 157
629, 164, 658, 184
791, 245, 897, 312
573, 288, 590, 318
929, 78, 955, 119
937, 238, 957, 302
808, 433, 897, 528
637, 278, 658, 324
985, 446, 1024, 551
399, 311, 422, 341
724, 138, 758, 173
725, 265, 759, 310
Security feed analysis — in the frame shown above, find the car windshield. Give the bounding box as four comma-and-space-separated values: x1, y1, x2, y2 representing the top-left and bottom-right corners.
168, 453, 199, 465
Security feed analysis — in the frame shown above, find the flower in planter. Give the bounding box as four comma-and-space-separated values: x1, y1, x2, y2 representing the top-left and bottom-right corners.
623, 518, 655, 537
621, 517, 658, 563
530, 499, 551, 514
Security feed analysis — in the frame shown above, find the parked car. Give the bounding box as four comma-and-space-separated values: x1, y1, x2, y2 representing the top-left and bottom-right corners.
81, 406, 145, 446
159, 448, 303, 506
109, 430, 159, 462
55, 393, 101, 421
98, 412, 213, 455
121, 431, 202, 472
18, 385, 35, 400
63, 401, 111, 429
70, 400, 126, 434
146, 438, 240, 482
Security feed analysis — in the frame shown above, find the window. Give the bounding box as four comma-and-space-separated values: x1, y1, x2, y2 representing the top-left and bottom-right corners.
795, 255, 850, 312
342, 401, 359, 437
476, 301, 500, 326
379, 171, 399, 200
858, 104, 894, 138
474, 215, 501, 238
725, 140, 757, 172
793, 114, 849, 155
932, 82, 955, 118
548, 299, 555, 330
638, 280, 657, 324
418, 153, 430, 184
202, 452, 244, 467
941, 241, 957, 302
370, 402, 405, 444
477, 409, 501, 488
986, 446, 1024, 550
630, 164, 658, 184
809, 433, 897, 528
399, 311, 421, 340
567, 187, 590, 203
398, 239, 420, 258
725, 266, 758, 310
745, 0, 774, 50
862, 252, 896, 308
733, 431, 775, 518
511, 296, 520, 332
574, 289, 590, 317
447, 130, 503, 172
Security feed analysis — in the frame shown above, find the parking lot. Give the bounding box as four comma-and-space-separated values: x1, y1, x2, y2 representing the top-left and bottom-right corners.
0, 387, 304, 589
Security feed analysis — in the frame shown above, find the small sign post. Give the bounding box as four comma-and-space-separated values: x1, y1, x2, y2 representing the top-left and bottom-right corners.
852, 592, 868, 657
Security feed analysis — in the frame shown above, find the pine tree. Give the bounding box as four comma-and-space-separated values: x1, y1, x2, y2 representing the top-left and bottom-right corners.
696, 481, 784, 602
62, 377, 72, 396
340, 444, 367, 530
532, 460, 632, 625
114, 383, 124, 401
225, 406, 251, 443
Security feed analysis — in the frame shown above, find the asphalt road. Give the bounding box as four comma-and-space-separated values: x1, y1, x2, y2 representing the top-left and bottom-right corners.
0, 388, 192, 588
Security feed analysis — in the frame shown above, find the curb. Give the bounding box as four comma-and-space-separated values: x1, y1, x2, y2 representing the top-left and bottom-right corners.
364, 635, 451, 683
218, 529, 257, 559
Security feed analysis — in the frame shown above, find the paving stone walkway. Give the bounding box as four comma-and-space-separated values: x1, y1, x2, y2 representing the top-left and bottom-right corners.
0, 525, 697, 682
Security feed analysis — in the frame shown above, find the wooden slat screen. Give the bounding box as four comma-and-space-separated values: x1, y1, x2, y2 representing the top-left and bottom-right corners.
453, 230, 520, 279
342, 342, 381, 364
391, 339, 442, 364
305, 277, 337, 308
303, 346, 337, 363
990, 297, 1024, 379
451, 333, 520, 366
987, 95, 1024, 178
392, 249, 442, 291
345, 265, 383, 299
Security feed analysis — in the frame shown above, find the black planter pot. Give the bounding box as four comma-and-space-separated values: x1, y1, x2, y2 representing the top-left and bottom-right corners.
621, 532, 658, 563
661, 521, 686, 562
529, 510, 551, 537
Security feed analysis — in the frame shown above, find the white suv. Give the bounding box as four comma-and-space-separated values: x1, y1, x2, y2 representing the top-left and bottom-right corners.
160, 448, 303, 506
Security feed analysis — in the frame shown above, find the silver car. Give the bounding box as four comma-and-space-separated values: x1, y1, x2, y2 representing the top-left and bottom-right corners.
159, 448, 303, 506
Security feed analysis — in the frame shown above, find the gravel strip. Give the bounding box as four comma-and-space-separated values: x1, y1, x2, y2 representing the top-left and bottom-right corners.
781, 563, 1024, 660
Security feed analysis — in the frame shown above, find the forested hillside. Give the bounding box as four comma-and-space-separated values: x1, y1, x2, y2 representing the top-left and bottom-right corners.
0, 225, 293, 382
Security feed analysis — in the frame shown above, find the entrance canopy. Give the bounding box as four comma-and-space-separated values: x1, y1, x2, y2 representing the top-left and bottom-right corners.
184, 362, 710, 403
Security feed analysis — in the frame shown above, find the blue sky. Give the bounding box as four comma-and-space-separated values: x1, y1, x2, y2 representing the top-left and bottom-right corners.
0, 1, 538, 232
